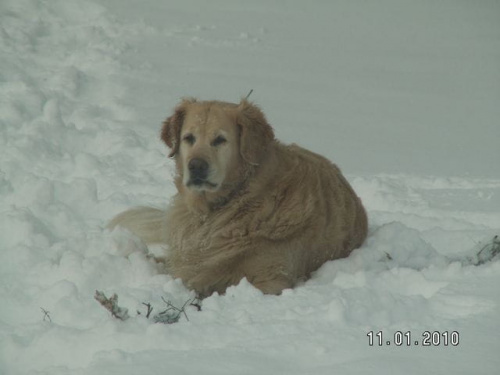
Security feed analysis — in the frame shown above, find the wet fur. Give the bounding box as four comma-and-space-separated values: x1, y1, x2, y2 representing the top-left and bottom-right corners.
109, 99, 368, 297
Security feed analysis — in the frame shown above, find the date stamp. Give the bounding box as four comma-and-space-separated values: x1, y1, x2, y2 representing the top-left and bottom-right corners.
367, 331, 460, 347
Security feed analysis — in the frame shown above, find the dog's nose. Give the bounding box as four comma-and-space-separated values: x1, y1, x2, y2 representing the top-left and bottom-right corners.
188, 158, 209, 180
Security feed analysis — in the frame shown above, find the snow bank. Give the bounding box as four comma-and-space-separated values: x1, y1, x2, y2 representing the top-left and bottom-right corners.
1, 0, 499, 374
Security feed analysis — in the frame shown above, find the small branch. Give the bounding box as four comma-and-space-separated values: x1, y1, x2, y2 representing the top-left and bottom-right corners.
95, 291, 201, 324
142, 303, 153, 319
463, 235, 500, 266
94, 291, 130, 321
190, 299, 202, 312
474, 235, 500, 265
245, 89, 254, 100
153, 297, 196, 324
40, 307, 52, 323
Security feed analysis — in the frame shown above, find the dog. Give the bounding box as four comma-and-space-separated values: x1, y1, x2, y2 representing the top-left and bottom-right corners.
109, 98, 368, 297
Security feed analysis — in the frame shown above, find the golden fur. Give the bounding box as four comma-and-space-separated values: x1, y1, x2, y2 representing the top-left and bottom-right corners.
109, 99, 368, 297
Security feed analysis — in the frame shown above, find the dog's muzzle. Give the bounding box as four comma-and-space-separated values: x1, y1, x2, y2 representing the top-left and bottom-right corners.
187, 158, 216, 188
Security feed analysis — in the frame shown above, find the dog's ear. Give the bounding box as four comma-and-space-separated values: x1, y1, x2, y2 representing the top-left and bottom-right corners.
237, 99, 275, 165
161, 98, 196, 157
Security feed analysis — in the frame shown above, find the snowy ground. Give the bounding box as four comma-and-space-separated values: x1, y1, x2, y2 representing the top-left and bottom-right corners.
1, 0, 499, 374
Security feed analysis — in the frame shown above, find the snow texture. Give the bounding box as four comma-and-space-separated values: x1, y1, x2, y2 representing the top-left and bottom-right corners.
1, 0, 499, 374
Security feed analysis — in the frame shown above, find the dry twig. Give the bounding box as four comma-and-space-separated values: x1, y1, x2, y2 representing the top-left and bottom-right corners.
473, 235, 500, 265
40, 307, 52, 323
94, 291, 130, 321
141, 302, 153, 319
95, 290, 200, 324
153, 297, 194, 324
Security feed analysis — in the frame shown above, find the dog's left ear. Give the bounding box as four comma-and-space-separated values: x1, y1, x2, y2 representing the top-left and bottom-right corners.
237, 99, 275, 166
161, 98, 195, 157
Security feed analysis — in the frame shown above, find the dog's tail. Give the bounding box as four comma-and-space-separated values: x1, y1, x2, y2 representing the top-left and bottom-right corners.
107, 207, 166, 244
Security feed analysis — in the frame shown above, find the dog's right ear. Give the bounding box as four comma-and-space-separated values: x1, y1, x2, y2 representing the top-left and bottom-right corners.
161, 98, 195, 157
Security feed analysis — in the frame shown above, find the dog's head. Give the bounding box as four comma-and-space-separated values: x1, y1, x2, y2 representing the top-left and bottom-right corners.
161, 98, 274, 195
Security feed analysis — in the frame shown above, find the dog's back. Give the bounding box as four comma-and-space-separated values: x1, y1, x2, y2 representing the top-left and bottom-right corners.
251, 143, 368, 279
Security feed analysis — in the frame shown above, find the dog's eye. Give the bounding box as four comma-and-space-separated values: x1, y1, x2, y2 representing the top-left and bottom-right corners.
211, 135, 227, 147
183, 134, 195, 145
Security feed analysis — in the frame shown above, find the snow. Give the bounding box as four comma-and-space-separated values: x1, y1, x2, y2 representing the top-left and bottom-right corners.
1, 0, 499, 374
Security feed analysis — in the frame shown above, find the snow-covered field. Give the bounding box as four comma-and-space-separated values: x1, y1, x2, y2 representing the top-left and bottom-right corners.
1, 0, 499, 374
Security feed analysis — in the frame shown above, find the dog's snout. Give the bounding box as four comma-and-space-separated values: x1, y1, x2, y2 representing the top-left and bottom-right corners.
188, 158, 209, 179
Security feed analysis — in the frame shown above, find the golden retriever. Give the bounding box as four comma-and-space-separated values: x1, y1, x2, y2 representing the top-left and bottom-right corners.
109, 98, 368, 297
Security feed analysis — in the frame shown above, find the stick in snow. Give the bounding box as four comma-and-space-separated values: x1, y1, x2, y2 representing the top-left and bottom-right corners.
153, 297, 193, 324
40, 307, 52, 323
468, 235, 500, 266
94, 290, 130, 321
